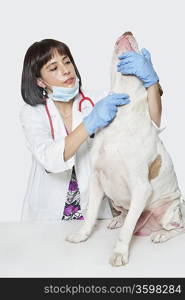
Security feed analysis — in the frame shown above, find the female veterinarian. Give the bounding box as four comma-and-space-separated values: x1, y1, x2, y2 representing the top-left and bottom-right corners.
20, 39, 162, 221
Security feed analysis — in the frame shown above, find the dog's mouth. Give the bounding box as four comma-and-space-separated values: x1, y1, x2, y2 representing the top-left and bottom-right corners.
115, 31, 139, 55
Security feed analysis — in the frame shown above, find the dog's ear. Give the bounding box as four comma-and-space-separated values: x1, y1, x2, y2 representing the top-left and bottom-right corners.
158, 83, 163, 96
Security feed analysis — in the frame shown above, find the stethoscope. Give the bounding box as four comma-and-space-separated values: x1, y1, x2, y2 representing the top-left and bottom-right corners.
45, 90, 95, 140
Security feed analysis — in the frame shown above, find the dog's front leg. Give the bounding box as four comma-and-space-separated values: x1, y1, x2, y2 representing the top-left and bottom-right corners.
66, 171, 104, 243
110, 179, 152, 266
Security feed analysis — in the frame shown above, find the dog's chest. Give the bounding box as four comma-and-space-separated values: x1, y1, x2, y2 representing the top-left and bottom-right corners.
92, 140, 131, 207
90, 109, 157, 207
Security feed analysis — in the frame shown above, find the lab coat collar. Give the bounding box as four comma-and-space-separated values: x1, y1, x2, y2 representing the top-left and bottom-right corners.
45, 93, 83, 140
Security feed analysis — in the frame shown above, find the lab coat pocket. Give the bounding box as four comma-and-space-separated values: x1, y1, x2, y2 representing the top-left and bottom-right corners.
35, 169, 55, 210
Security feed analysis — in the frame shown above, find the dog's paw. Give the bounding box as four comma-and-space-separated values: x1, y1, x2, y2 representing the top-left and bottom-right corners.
151, 229, 171, 243
109, 251, 129, 266
65, 232, 89, 243
107, 215, 124, 230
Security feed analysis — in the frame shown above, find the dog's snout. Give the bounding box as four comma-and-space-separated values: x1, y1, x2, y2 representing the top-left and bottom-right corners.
115, 31, 139, 55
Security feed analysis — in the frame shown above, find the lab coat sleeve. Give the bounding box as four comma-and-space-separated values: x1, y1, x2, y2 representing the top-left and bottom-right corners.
19, 105, 75, 173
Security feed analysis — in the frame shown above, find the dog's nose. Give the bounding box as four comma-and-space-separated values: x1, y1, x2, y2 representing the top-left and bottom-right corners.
115, 32, 138, 55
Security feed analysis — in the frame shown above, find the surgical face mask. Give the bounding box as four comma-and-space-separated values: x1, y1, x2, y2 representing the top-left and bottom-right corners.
48, 77, 80, 102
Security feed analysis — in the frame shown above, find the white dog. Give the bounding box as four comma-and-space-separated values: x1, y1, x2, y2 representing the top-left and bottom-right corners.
66, 32, 185, 266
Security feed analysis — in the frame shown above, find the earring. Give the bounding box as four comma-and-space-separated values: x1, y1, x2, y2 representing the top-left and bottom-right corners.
42, 88, 47, 97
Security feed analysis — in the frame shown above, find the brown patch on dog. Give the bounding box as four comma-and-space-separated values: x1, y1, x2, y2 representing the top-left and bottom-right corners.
148, 155, 162, 180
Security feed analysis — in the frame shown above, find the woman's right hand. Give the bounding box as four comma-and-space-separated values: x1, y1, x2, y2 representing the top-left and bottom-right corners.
83, 93, 131, 135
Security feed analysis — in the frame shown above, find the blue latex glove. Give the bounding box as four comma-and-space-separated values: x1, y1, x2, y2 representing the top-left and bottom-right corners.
117, 48, 159, 88
83, 93, 130, 135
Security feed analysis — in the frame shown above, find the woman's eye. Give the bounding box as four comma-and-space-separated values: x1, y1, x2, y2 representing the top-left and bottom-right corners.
65, 61, 71, 64
50, 66, 57, 71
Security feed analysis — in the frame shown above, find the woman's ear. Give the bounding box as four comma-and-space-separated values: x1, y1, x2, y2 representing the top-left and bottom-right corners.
37, 78, 46, 88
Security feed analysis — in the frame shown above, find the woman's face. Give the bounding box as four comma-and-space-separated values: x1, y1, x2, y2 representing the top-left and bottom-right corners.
37, 49, 77, 92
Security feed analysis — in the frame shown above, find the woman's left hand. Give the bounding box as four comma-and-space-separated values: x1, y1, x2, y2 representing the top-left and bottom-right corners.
117, 48, 159, 88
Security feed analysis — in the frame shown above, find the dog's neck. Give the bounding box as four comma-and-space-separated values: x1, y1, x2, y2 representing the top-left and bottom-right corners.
110, 58, 150, 118
111, 71, 142, 95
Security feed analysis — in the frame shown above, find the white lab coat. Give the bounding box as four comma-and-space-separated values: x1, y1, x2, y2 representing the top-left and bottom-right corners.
19, 90, 113, 221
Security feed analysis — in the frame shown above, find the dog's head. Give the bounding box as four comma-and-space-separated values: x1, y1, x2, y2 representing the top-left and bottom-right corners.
114, 31, 139, 56
110, 31, 144, 98
110, 31, 163, 97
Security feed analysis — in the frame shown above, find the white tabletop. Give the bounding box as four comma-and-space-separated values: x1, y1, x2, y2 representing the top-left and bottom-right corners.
0, 220, 185, 278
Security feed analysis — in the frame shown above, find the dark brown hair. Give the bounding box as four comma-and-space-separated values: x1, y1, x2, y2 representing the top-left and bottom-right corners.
21, 39, 82, 106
